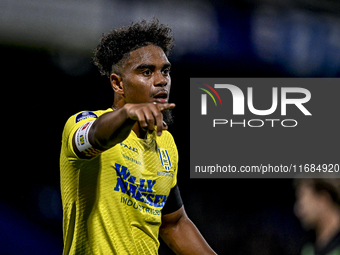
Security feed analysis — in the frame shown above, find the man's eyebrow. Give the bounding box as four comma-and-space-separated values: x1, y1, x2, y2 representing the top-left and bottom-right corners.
163, 63, 171, 69
135, 64, 155, 70
135, 63, 171, 71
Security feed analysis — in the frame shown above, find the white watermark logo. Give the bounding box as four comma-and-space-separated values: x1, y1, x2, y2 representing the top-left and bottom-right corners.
199, 84, 312, 127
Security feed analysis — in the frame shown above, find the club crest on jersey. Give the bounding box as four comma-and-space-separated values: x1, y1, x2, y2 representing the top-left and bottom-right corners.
158, 148, 171, 171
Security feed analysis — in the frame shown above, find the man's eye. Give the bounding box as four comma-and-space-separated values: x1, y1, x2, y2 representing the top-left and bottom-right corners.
143, 69, 151, 75
162, 69, 171, 75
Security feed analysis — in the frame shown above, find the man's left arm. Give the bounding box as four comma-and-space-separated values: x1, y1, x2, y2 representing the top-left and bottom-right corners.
160, 203, 217, 254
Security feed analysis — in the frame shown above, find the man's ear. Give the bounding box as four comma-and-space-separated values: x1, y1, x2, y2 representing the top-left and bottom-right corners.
110, 73, 124, 95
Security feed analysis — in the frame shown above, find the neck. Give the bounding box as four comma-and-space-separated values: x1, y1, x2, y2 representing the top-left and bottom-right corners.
112, 97, 124, 111
315, 207, 340, 249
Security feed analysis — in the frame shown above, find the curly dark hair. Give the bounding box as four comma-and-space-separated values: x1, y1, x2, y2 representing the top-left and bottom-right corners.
93, 18, 174, 77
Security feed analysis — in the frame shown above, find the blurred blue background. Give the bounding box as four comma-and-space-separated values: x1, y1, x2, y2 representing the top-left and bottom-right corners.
1, 0, 340, 254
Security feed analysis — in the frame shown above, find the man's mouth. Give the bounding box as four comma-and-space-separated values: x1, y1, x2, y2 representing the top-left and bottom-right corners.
152, 90, 168, 103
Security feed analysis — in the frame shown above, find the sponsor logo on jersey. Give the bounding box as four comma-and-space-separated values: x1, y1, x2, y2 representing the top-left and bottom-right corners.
121, 153, 142, 165
120, 142, 138, 153
114, 163, 168, 208
79, 135, 85, 145
157, 171, 174, 177
158, 148, 171, 171
75, 111, 98, 123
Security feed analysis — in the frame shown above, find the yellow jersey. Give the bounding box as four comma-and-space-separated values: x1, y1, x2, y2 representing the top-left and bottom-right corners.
60, 108, 178, 255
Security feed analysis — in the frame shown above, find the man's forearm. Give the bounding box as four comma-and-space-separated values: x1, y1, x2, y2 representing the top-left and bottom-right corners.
160, 212, 217, 255
88, 102, 175, 150
89, 106, 136, 150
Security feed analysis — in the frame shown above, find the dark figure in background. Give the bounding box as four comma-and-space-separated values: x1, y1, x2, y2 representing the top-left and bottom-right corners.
294, 178, 340, 255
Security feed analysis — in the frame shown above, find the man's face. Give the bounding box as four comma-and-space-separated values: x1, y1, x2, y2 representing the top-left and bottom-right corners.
294, 183, 323, 230
120, 44, 171, 105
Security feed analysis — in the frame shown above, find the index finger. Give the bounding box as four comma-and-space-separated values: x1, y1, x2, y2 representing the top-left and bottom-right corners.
151, 102, 175, 136
155, 102, 176, 112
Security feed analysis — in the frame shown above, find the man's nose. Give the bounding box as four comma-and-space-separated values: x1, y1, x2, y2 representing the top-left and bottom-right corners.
154, 71, 167, 87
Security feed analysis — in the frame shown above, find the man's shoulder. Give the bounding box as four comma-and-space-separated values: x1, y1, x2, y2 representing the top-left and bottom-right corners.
67, 108, 112, 124
61, 108, 112, 143
62, 108, 111, 131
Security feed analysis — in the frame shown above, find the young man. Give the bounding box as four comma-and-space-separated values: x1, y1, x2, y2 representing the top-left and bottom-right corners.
60, 19, 216, 255
294, 178, 340, 255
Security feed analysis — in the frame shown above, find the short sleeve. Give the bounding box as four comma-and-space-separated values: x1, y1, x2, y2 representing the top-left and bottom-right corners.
61, 111, 99, 160
162, 184, 183, 215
